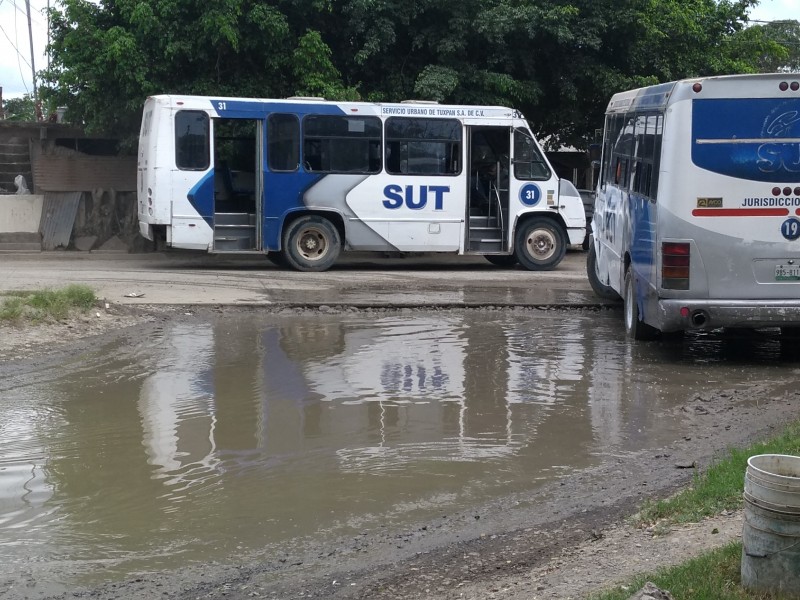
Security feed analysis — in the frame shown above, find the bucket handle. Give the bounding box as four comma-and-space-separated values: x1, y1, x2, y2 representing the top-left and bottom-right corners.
745, 536, 800, 559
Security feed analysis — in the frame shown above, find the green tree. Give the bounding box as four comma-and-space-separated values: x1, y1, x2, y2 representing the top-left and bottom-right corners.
749, 19, 800, 72
40, 0, 352, 144
40, 0, 788, 149
2, 94, 37, 121
330, 0, 771, 147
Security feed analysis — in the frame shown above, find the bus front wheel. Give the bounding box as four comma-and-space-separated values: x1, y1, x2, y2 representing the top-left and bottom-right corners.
282, 215, 341, 272
623, 267, 659, 340
514, 218, 567, 271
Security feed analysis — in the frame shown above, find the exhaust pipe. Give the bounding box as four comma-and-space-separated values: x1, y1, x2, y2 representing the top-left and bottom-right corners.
690, 310, 709, 328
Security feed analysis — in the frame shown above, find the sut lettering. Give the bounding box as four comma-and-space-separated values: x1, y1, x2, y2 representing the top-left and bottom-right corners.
383, 185, 450, 210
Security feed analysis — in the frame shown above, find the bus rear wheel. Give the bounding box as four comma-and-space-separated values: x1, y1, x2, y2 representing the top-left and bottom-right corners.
282, 215, 341, 272
587, 241, 620, 300
623, 267, 659, 340
514, 217, 566, 271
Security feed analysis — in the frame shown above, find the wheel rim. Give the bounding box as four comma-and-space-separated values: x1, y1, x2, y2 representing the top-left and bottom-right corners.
525, 228, 557, 261
295, 227, 328, 262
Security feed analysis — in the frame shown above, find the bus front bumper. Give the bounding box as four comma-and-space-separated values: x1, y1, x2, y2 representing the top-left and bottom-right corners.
659, 299, 800, 332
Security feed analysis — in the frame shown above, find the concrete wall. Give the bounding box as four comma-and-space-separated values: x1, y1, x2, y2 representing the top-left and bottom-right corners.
0, 194, 43, 233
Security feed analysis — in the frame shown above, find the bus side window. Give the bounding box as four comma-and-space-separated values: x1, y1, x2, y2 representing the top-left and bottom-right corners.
175, 110, 210, 170
614, 157, 628, 187
268, 113, 300, 172
385, 118, 461, 176
513, 128, 551, 181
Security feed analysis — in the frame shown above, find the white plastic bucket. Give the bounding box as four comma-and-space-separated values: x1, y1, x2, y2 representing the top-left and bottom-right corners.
741, 454, 800, 597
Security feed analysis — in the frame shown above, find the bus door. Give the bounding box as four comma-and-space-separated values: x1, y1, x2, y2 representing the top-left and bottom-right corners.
211, 118, 262, 251
467, 126, 511, 253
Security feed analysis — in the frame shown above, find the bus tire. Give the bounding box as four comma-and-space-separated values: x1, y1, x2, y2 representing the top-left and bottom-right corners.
587, 242, 620, 300
514, 217, 567, 271
624, 267, 659, 340
484, 254, 518, 268
282, 215, 341, 272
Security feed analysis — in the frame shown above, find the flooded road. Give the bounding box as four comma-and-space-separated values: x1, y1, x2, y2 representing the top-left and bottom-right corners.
1, 308, 798, 597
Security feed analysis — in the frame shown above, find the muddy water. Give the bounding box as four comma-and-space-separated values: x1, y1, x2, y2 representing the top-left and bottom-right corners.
0, 310, 796, 595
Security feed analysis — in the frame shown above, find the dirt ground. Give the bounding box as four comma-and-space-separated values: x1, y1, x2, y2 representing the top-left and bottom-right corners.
2, 301, 798, 600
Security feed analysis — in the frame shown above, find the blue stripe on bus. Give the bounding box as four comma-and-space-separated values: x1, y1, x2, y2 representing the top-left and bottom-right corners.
263, 172, 326, 250
692, 98, 800, 183
187, 172, 215, 228
209, 99, 347, 118
629, 193, 656, 283
197, 101, 349, 248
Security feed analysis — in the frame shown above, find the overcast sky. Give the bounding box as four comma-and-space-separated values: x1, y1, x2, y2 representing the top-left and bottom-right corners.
1, 0, 798, 101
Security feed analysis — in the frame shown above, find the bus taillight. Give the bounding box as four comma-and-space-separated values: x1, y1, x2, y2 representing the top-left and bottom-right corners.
662, 242, 690, 289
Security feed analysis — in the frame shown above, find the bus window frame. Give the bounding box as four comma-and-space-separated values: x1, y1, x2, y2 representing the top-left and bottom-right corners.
512, 128, 551, 181
267, 113, 300, 172
302, 114, 382, 174
603, 111, 663, 203
384, 117, 462, 176
175, 110, 210, 171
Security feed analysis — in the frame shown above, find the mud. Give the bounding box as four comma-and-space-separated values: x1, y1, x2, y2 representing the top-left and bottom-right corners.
2, 304, 798, 600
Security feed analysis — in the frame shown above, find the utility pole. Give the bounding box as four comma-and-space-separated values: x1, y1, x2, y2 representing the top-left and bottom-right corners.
25, 0, 41, 121
47, 0, 51, 71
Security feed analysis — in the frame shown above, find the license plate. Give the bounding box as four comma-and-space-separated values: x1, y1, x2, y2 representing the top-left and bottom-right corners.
775, 265, 800, 281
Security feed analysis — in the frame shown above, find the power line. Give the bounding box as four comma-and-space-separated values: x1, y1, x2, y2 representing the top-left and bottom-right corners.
749, 18, 800, 24
0, 23, 32, 70
10, 0, 31, 94
8, 0, 45, 28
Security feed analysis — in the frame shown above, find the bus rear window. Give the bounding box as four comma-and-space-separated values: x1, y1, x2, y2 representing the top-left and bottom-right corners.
175, 110, 210, 170
692, 98, 800, 183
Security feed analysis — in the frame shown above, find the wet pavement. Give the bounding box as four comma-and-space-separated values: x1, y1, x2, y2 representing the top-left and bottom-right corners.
2, 307, 798, 598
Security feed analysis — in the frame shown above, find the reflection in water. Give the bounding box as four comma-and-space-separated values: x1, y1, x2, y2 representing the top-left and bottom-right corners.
139, 324, 218, 483
0, 312, 796, 596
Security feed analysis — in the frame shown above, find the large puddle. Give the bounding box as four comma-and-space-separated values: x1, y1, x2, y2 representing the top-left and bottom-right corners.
1, 309, 797, 594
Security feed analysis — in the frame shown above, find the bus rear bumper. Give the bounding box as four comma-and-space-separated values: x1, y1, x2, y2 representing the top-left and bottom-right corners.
658, 299, 800, 332
139, 221, 154, 241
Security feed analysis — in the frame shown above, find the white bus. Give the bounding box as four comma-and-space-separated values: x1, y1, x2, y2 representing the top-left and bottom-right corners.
137, 95, 585, 271
588, 73, 800, 339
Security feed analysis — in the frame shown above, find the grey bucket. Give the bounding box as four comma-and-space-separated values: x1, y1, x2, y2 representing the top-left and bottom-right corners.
741, 454, 800, 597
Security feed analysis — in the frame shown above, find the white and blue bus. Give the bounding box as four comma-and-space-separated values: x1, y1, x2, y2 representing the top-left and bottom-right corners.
136, 95, 586, 271
588, 73, 800, 339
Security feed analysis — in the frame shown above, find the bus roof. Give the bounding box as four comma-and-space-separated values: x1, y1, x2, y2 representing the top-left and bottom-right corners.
144, 94, 521, 120
605, 73, 800, 114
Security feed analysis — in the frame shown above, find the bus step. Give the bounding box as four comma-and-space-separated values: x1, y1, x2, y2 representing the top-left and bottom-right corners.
214, 233, 255, 251
215, 224, 256, 230
469, 229, 503, 243
469, 240, 504, 253
469, 216, 500, 228
215, 212, 256, 226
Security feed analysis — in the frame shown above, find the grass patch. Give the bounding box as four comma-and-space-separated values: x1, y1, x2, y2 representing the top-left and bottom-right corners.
0, 285, 97, 323
637, 421, 800, 527
592, 421, 800, 599
590, 542, 787, 600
